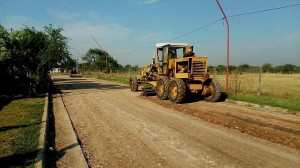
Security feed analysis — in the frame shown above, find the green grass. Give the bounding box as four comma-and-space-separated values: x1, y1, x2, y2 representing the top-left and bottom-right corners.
0, 97, 44, 167
229, 93, 300, 112
97, 75, 129, 83
81, 72, 136, 84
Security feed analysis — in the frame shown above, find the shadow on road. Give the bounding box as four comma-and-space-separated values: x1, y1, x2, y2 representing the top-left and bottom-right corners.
141, 91, 228, 104
46, 87, 87, 168
53, 77, 127, 91
182, 92, 228, 104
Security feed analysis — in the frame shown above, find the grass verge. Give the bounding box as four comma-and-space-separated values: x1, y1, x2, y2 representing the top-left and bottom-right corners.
228, 93, 300, 112
80, 73, 131, 84
97, 75, 129, 83
0, 97, 44, 167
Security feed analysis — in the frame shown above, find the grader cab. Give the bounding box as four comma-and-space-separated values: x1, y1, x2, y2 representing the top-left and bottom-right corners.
129, 43, 222, 103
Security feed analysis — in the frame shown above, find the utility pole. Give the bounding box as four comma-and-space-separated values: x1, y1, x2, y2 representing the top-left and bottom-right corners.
72, 48, 81, 69
216, 0, 230, 94
90, 35, 108, 73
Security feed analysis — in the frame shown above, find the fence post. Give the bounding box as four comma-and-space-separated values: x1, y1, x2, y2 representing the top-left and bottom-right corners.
257, 66, 262, 96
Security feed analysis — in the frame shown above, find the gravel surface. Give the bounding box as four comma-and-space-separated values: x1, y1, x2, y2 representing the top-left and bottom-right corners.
52, 75, 300, 168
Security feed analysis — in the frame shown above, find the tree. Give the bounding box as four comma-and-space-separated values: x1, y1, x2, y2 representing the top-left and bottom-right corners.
262, 63, 273, 73
238, 64, 250, 72
0, 24, 70, 96
82, 48, 122, 72
295, 66, 300, 73
83, 48, 108, 71
0, 25, 10, 62
215, 65, 226, 73
228, 65, 237, 72
36, 25, 70, 94
108, 55, 120, 72
9, 27, 47, 78
59, 56, 76, 72
120, 64, 140, 72
282, 64, 296, 74
274, 65, 283, 73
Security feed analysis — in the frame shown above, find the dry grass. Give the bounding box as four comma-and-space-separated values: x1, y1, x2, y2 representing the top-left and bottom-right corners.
214, 73, 300, 99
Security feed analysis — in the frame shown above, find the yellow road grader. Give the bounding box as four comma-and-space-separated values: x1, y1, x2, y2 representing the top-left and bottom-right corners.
129, 43, 222, 103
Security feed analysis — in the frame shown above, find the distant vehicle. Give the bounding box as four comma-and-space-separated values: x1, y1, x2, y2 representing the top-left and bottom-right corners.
69, 67, 82, 78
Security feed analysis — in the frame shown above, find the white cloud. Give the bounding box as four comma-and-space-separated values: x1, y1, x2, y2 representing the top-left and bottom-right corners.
46, 9, 78, 20
282, 32, 300, 41
137, 0, 160, 4
62, 21, 131, 61
63, 21, 131, 43
135, 32, 167, 42
1, 15, 29, 28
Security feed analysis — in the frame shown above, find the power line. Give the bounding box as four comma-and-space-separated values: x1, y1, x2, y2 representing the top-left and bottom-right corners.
168, 19, 224, 42
228, 3, 300, 18
111, 46, 153, 55
90, 35, 103, 50
110, 3, 300, 56
111, 19, 223, 55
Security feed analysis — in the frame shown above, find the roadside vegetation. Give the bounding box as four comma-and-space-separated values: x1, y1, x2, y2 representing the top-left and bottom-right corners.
0, 24, 70, 166
215, 73, 300, 112
0, 24, 73, 97
0, 97, 44, 167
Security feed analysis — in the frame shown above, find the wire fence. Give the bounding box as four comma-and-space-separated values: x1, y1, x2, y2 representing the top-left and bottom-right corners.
214, 72, 300, 99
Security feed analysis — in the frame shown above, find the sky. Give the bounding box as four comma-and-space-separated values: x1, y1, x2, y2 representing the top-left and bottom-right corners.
0, 0, 299, 67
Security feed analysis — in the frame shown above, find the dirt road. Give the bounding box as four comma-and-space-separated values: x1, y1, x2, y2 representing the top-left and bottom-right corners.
52, 75, 300, 168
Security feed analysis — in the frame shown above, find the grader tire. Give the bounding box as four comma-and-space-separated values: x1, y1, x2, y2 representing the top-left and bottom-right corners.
129, 76, 138, 92
169, 78, 186, 103
204, 78, 222, 102
156, 77, 169, 100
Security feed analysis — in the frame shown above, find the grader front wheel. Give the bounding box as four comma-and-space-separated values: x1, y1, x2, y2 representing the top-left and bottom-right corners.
129, 76, 138, 92
203, 78, 222, 102
156, 77, 169, 100
169, 78, 186, 103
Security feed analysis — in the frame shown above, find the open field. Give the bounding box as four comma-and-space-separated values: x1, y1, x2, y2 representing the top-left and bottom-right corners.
215, 73, 300, 99
215, 73, 300, 111
0, 97, 44, 167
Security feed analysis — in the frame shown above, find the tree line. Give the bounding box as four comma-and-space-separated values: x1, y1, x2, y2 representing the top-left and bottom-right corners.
79, 48, 139, 73
0, 25, 138, 97
208, 63, 300, 74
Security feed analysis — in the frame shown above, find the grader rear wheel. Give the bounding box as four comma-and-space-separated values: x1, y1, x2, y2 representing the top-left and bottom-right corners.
156, 77, 169, 100
169, 78, 186, 103
203, 78, 221, 102
129, 76, 138, 92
